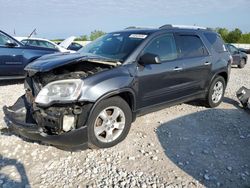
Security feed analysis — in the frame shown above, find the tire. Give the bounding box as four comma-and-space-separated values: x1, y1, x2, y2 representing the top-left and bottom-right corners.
205, 76, 226, 108
238, 59, 246, 68
87, 96, 132, 149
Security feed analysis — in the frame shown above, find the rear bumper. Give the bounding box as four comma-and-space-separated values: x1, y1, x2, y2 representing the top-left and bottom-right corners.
3, 96, 88, 150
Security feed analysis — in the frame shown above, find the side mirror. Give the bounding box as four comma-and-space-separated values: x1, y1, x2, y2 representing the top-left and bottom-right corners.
5, 40, 17, 48
138, 53, 161, 65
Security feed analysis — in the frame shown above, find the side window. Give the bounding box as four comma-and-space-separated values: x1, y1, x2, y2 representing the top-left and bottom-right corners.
229, 45, 238, 54
143, 34, 177, 61
0, 33, 13, 46
37, 41, 48, 48
204, 32, 227, 53
45, 42, 56, 49
21, 40, 28, 44
176, 35, 209, 58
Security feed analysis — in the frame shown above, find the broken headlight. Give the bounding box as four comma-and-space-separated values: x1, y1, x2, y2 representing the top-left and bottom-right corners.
35, 79, 83, 105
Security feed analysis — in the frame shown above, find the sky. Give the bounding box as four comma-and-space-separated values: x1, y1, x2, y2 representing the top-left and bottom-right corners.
0, 0, 250, 39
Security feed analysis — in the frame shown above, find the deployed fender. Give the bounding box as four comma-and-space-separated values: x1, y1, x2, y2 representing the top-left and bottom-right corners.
79, 67, 135, 103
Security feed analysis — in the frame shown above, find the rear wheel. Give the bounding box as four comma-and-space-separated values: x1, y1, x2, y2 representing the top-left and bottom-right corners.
205, 76, 225, 108
238, 59, 246, 68
87, 96, 132, 149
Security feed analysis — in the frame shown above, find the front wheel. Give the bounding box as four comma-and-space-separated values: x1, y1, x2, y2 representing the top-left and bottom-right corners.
205, 76, 226, 108
87, 96, 132, 149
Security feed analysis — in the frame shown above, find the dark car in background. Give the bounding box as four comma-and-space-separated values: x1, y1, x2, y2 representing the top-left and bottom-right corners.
56, 41, 83, 51
239, 48, 250, 54
67, 42, 83, 51
0, 30, 58, 80
4, 25, 231, 150
226, 44, 248, 68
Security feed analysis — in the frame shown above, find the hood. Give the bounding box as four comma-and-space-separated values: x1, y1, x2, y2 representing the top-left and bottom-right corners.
58, 36, 76, 49
25, 53, 119, 73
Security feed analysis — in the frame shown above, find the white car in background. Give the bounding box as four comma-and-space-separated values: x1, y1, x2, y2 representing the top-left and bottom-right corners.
15, 36, 76, 53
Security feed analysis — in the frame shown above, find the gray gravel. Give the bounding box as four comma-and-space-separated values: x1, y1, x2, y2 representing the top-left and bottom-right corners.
0, 56, 250, 188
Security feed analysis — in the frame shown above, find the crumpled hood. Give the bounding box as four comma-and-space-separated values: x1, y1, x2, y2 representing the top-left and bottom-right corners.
25, 53, 118, 73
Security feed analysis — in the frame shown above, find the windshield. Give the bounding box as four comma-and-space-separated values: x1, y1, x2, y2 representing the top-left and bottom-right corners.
79, 32, 148, 62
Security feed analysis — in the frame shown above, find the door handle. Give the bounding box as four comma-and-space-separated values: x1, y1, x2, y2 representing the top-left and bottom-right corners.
173, 67, 183, 71
204, 62, 211, 65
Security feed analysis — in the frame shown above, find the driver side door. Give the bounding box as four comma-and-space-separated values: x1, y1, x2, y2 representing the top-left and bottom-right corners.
0, 32, 24, 76
136, 33, 188, 109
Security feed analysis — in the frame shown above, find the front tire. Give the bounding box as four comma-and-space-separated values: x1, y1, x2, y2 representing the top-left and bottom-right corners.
205, 76, 226, 108
87, 96, 132, 149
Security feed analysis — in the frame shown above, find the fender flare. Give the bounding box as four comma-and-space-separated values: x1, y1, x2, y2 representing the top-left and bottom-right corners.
86, 88, 137, 124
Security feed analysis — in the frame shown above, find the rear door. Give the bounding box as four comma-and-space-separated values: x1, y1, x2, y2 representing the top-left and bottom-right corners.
0, 32, 24, 76
174, 33, 212, 94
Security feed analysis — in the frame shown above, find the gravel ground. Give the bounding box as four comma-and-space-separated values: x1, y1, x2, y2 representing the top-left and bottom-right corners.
0, 56, 250, 188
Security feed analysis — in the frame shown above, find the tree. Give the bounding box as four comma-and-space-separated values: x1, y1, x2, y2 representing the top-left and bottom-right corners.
76, 35, 88, 41
216, 28, 229, 42
239, 33, 250, 44
227, 28, 242, 43
90, 30, 106, 41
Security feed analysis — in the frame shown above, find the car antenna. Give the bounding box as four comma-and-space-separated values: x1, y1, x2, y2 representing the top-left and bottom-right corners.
24, 28, 37, 46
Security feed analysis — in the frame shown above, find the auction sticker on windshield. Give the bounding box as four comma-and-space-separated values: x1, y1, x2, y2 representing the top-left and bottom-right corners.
129, 34, 147, 39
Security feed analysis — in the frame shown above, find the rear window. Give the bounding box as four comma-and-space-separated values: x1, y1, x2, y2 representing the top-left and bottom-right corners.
176, 35, 209, 58
204, 32, 227, 53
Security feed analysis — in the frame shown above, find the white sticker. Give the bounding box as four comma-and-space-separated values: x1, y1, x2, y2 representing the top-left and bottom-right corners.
129, 34, 147, 39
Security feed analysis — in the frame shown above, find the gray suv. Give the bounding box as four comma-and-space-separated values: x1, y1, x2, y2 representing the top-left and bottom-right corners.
4, 25, 232, 149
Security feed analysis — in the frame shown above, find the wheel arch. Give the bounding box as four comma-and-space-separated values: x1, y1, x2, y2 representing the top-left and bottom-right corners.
217, 71, 228, 84
87, 89, 137, 123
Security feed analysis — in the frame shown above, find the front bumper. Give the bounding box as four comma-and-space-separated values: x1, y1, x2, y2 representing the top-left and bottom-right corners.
3, 95, 88, 150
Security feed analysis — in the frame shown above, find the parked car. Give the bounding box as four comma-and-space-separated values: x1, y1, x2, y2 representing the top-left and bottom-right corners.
64, 42, 83, 51
4, 25, 231, 150
226, 44, 248, 68
239, 48, 250, 54
15, 36, 75, 53
0, 30, 58, 80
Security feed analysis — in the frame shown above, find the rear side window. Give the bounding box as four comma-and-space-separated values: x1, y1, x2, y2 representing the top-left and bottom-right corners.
176, 35, 209, 58
143, 34, 177, 61
204, 32, 226, 53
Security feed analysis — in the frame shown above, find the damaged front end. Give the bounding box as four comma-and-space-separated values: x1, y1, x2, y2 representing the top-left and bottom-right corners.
3, 56, 116, 149
3, 95, 91, 149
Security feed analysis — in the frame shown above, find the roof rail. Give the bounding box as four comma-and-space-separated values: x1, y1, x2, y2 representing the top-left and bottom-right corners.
125, 26, 138, 30
159, 24, 207, 30
124, 26, 155, 30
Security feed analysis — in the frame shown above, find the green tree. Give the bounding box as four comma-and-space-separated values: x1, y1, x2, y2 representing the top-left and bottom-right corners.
76, 35, 88, 41
216, 28, 229, 42
227, 28, 242, 43
239, 33, 250, 44
90, 30, 106, 41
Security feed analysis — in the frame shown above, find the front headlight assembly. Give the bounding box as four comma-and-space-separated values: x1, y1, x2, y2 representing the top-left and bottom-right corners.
35, 79, 83, 105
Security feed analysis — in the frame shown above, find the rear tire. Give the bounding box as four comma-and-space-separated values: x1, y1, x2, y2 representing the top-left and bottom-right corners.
205, 76, 226, 108
238, 59, 246, 68
87, 96, 132, 149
